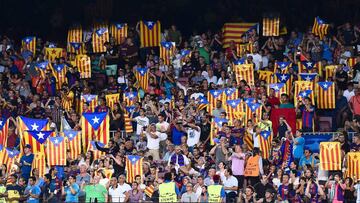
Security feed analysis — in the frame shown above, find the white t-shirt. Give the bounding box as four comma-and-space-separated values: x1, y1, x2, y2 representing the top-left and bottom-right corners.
186, 127, 201, 147
253, 133, 260, 148
205, 75, 218, 84
156, 121, 170, 133
355, 184, 360, 202
247, 53, 263, 70
159, 65, 169, 72
134, 116, 150, 135
109, 183, 131, 202
343, 89, 355, 101
223, 175, 238, 194
146, 132, 167, 150
262, 55, 269, 68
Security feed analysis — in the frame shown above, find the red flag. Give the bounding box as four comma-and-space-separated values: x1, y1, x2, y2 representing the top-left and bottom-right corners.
269, 108, 296, 136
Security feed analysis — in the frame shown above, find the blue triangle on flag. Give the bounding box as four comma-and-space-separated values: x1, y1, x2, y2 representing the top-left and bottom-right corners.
226, 99, 241, 108
269, 83, 285, 92
115, 23, 124, 29
214, 117, 228, 126
0, 117, 7, 131
82, 112, 107, 130
299, 73, 317, 81
125, 92, 137, 99
224, 88, 236, 96
6, 148, 20, 158
198, 96, 209, 104
318, 82, 333, 91
49, 136, 65, 146
20, 116, 48, 131
275, 73, 290, 83
144, 21, 156, 30
136, 67, 149, 76
246, 102, 261, 112
27, 130, 53, 144
298, 90, 312, 98
276, 62, 291, 70
0, 144, 3, 151
209, 89, 224, 98
161, 42, 173, 50
234, 58, 246, 65
244, 97, 256, 104
180, 49, 191, 58
23, 37, 34, 44
36, 61, 49, 70
54, 64, 65, 72
82, 94, 97, 102
64, 130, 79, 142
70, 42, 81, 50
91, 141, 105, 150
302, 61, 315, 69
127, 155, 141, 165
96, 28, 107, 36
260, 130, 271, 139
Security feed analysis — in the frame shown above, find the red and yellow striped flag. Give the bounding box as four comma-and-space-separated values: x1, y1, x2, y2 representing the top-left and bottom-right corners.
236, 43, 253, 57
52, 64, 67, 89
45, 48, 65, 62
316, 82, 335, 109
244, 132, 254, 150
259, 130, 272, 159
0, 146, 19, 174
258, 70, 276, 84
144, 185, 155, 198
274, 61, 291, 73
268, 83, 287, 98
325, 65, 337, 80
223, 88, 239, 101
298, 61, 322, 75
32, 153, 46, 177
125, 155, 143, 183
234, 63, 255, 86
207, 89, 224, 115
347, 57, 358, 67
222, 23, 258, 48
21, 36, 36, 56
80, 94, 98, 113
319, 142, 341, 170
135, 67, 149, 91
67, 42, 86, 55
346, 152, 360, 180
140, 21, 161, 47
110, 23, 128, 45
106, 93, 120, 110
0, 118, 10, 147
160, 42, 176, 65
67, 25, 82, 43
312, 17, 329, 40
75, 54, 91, 79
124, 106, 135, 133
294, 81, 314, 107
64, 130, 81, 160
46, 136, 67, 166
123, 91, 138, 106
225, 99, 245, 120
92, 27, 110, 53
244, 99, 262, 124
81, 112, 109, 151
88, 141, 106, 161
262, 16, 280, 36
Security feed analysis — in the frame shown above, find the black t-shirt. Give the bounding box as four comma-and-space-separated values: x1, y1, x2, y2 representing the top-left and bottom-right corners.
254, 182, 275, 199
199, 122, 211, 142
335, 70, 348, 90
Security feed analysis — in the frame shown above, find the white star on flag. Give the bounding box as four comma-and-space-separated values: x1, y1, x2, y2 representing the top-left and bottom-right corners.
57, 66, 61, 71
68, 133, 73, 138
301, 92, 307, 97
25, 38, 30, 43
9, 151, 13, 155
280, 74, 287, 81
281, 63, 286, 68
273, 85, 279, 91
37, 132, 45, 139
323, 84, 328, 88
31, 123, 39, 131
231, 102, 236, 106
0, 121, 3, 126
140, 70, 144, 74
54, 139, 59, 144
92, 116, 100, 124
226, 90, 232, 95
306, 62, 313, 67
132, 157, 137, 162
251, 105, 256, 110
165, 43, 170, 48
147, 21, 154, 26
305, 76, 311, 81
213, 91, 219, 96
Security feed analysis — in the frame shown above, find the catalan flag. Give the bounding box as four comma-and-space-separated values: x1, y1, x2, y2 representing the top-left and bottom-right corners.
222, 23, 258, 48
88, 141, 106, 161
197, 96, 209, 112
225, 99, 245, 120
276, 73, 292, 94
258, 70, 276, 84
223, 88, 239, 101
294, 81, 314, 106
123, 91, 138, 106
67, 25, 83, 43
45, 48, 64, 62
207, 89, 224, 115
0, 146, 19, 173
139, 21, 161, 48
312, 17, 329, 40
244, 99, 262, 124
274, 61, 291, 73
110, 23, 128, 45
325, 65, 337, 80
298, 61, 322, 75
21, 36, 36, 56
64, 130, 81, 160
17, 116, 49, 154
236, 43, 254, 57
80, 94, 98, 113
244, 131, 254, 150
125, 155, 143, 183
52, 64, 67, 89
160, 42, 176, 65
144, 185, 155, 198
81, 112, 109, 151
346, 152, 360, 180
268, 83, 287, 98
180, 49, 192, 62
316, 82, 335, 109
46, 136, 67, 166
135, 67, 149, 91
262, 16, 280, 36
35, 61, 52, 78
32, 153, 46, 177
347, 57, 358, 67
299, 73, 318, 89
75, 54, 91, 79
106, 93, 120, 110
233, 63, 255, 86
0, 117, 10, 147
319, 142, 341, 170
92, 27, 110, 53
124, 106, 135, 133
259, 130, 272, 159
67, 42, 86, 54
210, 117, 228, 145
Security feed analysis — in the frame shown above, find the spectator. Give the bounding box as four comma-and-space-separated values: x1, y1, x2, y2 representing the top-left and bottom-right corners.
16, 144, 34, 181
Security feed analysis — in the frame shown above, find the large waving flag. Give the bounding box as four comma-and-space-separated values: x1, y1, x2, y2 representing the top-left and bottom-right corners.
222, 23, 258, 48
81, 112, 109, 151
110, 23, 128, 45
75, 54, 91, 79
319, 142, 341, 170
67, 42, 86, 54
106, 93, 120, 110
64, 130, 81, 160
280, 138, 293, 167
259, 130, 272, 159
92, 27, 110, 53
312, 17, 329, 40
125, 155, 143, 183
35, 61, 52, 78
268, 83, 287, 98
0, 117, 10, 147
32, 153, 46, 177
46, 136, 67, 166
258, 70, 276, 84
244, 99, 262, 124
123, 91, 138, 106
225, 99, 244, 120
274, 61, 291, 73
234, 63, 255, 86
207, 89, 224, 115
88, 141, 106, 161
325, 65, 337, 80
262, 16, 280, 36
135, 67, 149, 91
316, 82, 335, 109
67, 25, 83, 43
160, 42, 176, 65
294, 81, 314, 106
80, 94, 98, 113
139, 21, 161, 47
0, 146, 20, 173
17, 117, 49, 154
45, 48, 64, 62
346, 152, 360, 180
52, 64, 67, 89
21, 36, 36, 56
236, 43, 254, 57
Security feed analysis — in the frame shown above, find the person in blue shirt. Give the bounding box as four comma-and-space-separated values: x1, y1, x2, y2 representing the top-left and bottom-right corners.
299, 148, 319, 169
62, 175, 80, 203
291, 129, 305, 162
25, 176, 41, 203
16, 144, 34, 181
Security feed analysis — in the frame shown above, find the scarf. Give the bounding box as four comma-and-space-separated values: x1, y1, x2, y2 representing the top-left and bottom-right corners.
170, 154, 185, 166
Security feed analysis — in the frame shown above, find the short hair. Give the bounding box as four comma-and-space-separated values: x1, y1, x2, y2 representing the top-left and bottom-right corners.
29, 176, 36, 182
164, 172, 172, 182
44, 174, 51, 181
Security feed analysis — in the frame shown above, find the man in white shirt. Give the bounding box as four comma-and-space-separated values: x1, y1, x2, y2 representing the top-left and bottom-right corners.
108, 176, 131, 202
156, 114, 170, 133
247, 49, 263, 71
186, 122, 201, 148
144, 124, 167, 160
132, 108, 149, 136
222, 168, 238, 201
344, 82, 355, 101
204, 69, 217, 84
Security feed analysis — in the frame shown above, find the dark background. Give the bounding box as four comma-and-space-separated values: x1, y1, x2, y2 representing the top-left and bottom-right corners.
0, 0, 359, 42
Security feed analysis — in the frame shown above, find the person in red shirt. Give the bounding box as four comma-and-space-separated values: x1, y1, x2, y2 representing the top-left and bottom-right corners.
349, 87, 360, 116
268, 88, 281, 108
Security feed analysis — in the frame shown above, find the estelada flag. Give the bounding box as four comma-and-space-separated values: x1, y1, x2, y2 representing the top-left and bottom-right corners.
236, 43, 254, 57
67, 42, 86, 55
325, 65, 337, 80
197, 96, 209, 112
160, 42, 176, 65
64, 130, 81, 160
312, 17, 329, 40
123, 91, 138, 106
106, 93, 120, 110
124, 106, 135, 133
125, 155, 143, 183
92, 27, 109, 53
35, 61, 53, 78
46, 136, 67, 166
244, 99, 262, 124
21, 36, 36, 56
207, 89, 224, 115
258, 70, 277, 84
259, 130, 272, 159
67, 25, 82, 43
316, 82, 335, 109
0, 117, 10, 147
294, 81, 314, 107
81, 112, 109, 151
233, 63, 255, 86
223, 88, 239, 101
320, 142, 341, 170
298, 61, 322, 75
268, 83, 287, 98
274, 61, 291, 73
262, 16, 280, 36
52, 64, 67, 89
225, 99, 245, 120
75, 54, 91, 79
32, 153, 46, 177
110, 23, 128, 45
0, 145, 20, 173
275, 73, 293, 94
88, 141, 106, 161
346, 152, 360, 180
135, 67, 149, 91
80, 94, 98, 113
45, 48, 64, 62
139, 21, 161, 48
222, 22, 258, 48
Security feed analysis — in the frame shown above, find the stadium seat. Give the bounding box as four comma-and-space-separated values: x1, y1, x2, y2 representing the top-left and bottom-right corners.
318, 116, 332, 132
